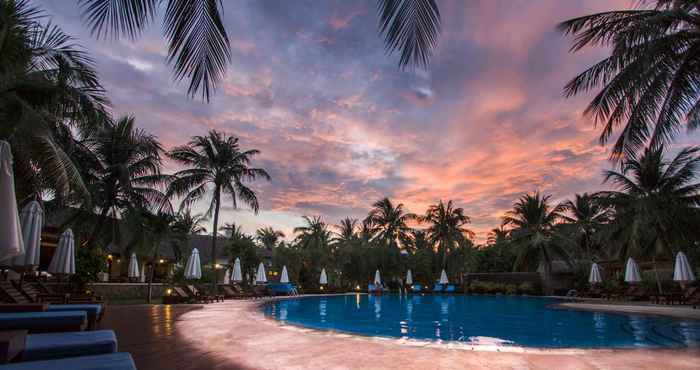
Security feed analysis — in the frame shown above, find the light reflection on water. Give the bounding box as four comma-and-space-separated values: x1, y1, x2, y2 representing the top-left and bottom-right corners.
265, 294, 700, 348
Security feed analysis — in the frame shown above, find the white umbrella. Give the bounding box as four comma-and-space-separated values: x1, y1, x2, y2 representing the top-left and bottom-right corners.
256, 262, 267, 284
184, 248, 202, 279
280, 265, 289, 283
374, 269, 381, 285
232, 258, 243, 282
589, 263, 603, 284
223, 268, 231, 285
624, 257, 642, 283
48, 229, 75, 275
439, 269, 449, 284
673, 251, 696, 282
0, 141, 23, 263
12, 201, 43, 268
139, 264, 146, 283
128, 253, 140, 279
405, 269, 413, 285
320, 268, 328, 285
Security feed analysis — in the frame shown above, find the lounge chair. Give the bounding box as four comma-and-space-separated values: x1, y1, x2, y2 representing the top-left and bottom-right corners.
252, 285, 271, 298
47, 304, 103, 330
1, 352, 136, 370
33, 282, 104, 304
22, 330, 117, 362
10, 280, 68, 304
186, 285, 221, 302
444, 285, 456, 294
220, 285, 247, 299
368, 283, 382, 294
267, 283, 296, 296
230, 284, 256, 298
410, 284, 422, 293
0, 311, 87, 333
432, 284, 444, 293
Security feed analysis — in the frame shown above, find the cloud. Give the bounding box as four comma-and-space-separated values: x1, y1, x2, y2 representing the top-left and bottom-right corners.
37, 0, 700, 243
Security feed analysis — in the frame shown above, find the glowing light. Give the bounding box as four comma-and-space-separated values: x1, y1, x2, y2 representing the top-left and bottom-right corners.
355, 285, 360, 291
320, 286, 324, 290
107, 254, 113, 259
166, 288, 172, 296
159, 259, 165, 264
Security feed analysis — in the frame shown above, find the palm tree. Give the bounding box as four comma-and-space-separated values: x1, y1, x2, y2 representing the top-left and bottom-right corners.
599, 145, 700, 291
559, 1, 700, 160
83, 116, 169, 247
366, 197, 416, 249
256, 227, 285, 250
167, 130, 270, 281
502, 192, 569, 294
77, 0, 441, 101
559, 193, 611, 261
486, 227, 509, 246
294, 216, 332, 251
1, 0, 108, 201
420, 200, 475, 269
333, 217, 358, 244
170, 209, 207, 263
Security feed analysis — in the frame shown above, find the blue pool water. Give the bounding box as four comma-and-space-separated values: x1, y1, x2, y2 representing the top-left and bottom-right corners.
263, 294, 700, 348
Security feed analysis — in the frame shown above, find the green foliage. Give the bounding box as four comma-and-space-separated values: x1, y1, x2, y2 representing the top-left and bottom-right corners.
72, 245, 105, 288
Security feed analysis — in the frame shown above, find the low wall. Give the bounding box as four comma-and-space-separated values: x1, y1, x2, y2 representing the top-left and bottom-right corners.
87, 283, 167, 300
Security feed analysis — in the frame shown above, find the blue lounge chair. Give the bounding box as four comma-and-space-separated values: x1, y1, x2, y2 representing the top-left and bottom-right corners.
267, 283, 296, 296
432, 284, 444, 293
48, 304, 103, 330
23, 330, 117, 361
2, 352, 136, 370
410, 284, 422, 293
0, 311, 87, 333
444, 285, 456, 293
368, 283, 382, 294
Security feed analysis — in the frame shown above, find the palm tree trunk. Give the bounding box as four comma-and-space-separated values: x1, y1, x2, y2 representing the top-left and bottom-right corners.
211, 189, 221, 290
86, 207, 110, 247
147, 252, 157, 304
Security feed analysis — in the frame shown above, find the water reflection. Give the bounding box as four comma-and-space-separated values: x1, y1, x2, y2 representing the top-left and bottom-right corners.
319, 299, 327, 323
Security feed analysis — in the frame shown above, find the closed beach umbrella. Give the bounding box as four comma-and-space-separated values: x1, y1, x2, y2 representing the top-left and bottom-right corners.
48, 229, 75, 275
184, 248, 202, 279
320, 268, 328, 285
588, 262, 603, 284
624, 257, 642, 283
128, 253, 140, 279
223, 268, 231, 285
0, 141, 23, 263
374, 269, 381, 285
256, 262, 267, 284
280, 265, 289, 283
673, 252, 696, 283
232, 258, 243, 282
439, 269, 449, 284
405, 269, 413, 285
12, 201, 43, 268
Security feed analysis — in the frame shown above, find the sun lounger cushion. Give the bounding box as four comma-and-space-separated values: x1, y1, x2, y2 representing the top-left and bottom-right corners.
433, 284, 444, 292
2, 352, 136, 370
445, 285, 455, 293
23, 330, 117, 361
0, 311, 87, 331
411, 284, 422, 292
48, 304, 102, 320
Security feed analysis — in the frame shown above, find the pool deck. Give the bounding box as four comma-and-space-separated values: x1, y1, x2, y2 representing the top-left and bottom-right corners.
557, 301, 700, 320
102, 297, 700, 370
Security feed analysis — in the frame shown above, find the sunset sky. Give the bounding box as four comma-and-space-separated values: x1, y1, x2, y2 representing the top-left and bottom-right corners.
38, 0, 699, 242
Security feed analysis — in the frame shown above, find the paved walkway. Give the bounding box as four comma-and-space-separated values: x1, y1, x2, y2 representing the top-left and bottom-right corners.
102, 299, 700, 370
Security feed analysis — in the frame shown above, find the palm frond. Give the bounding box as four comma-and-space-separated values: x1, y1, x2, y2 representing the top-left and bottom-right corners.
377, 0, 441, 69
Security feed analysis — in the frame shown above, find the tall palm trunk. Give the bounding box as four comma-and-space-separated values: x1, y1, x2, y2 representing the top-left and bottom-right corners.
86, 207, 110, 247
210, 189, 221, 290
147, 249, 158, 304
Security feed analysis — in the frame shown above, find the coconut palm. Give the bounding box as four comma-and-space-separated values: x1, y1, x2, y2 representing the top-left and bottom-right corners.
83, 116, 169, 247
559, 193, 611, 260
600, 146, 700, 264
170, 209, 207, 263
294, 216, 332, 250
167, 130, 270, 279
1, 0, 108, 201
420, 200, 475, 268
366, 197, 416, 249
256, 227, 285, 250
486, 226, 509, 246
503, 192, 569, 294
333, 217, 358, 244
78, 0, 441, 101
559, 0, 700, 160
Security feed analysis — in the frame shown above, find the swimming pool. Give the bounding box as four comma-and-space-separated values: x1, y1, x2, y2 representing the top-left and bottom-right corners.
263, 294, 700, 348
